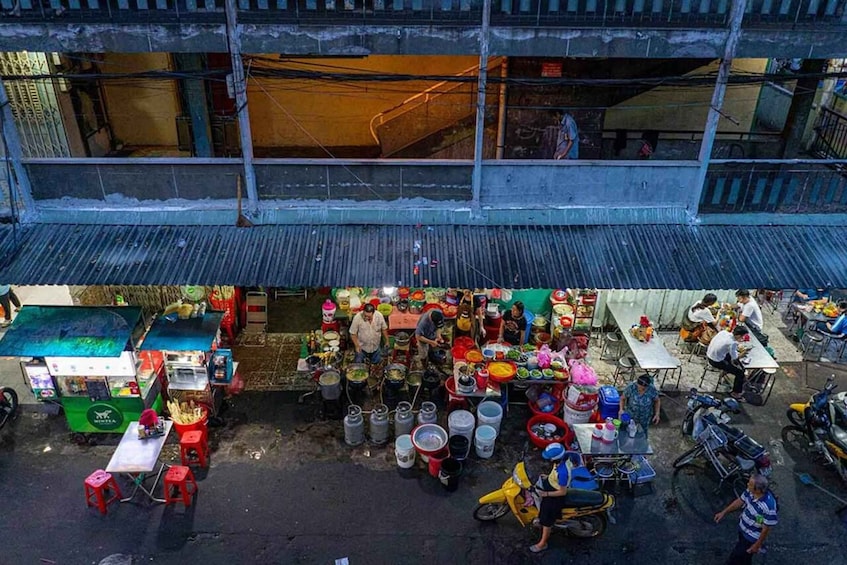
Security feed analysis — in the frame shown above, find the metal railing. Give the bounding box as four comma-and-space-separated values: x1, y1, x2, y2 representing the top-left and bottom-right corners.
810, 106, 847, 160
0, 0, 842, 25
701, 159, 847, 213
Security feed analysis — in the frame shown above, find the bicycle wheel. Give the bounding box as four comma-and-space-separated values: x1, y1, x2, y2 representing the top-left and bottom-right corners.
673, 445, 705, 469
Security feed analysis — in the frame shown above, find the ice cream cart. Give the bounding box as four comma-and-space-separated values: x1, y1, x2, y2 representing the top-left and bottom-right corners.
138, 311, 233, 424
0, 306, 164, 443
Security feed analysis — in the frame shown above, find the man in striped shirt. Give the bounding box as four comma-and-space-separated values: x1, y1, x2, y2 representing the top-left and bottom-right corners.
714, 474, 778, 564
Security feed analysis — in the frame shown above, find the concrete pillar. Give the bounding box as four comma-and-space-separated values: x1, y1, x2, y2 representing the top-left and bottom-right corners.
471, 0, 492, 218
693, 0, 746, 214
173, 53, 214, 158
781, 58, 826, 159
225, 0, 258, 216
0, 77, 37, 221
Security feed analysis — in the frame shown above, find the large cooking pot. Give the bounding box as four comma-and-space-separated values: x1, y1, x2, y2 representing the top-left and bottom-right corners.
319, 370, 342, 400
384, 363, 407, 390
394, 331, 412, 347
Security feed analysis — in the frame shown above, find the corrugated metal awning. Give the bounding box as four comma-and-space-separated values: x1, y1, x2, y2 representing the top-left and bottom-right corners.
1, 223, 846, 289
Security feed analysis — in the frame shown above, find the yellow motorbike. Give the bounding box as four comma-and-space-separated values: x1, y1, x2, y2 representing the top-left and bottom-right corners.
473, 460, 615, 538
785, 376, 847, 484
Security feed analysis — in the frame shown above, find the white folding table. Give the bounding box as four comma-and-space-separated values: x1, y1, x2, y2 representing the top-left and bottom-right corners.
106, 420, 173, 504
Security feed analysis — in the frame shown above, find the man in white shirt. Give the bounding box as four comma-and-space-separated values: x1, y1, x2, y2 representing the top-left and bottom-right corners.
706, 326, 749, 400
736, 289, 767, 346
349, 303, 390, 364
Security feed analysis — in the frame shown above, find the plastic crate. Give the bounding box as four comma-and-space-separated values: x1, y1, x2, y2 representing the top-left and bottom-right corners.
628, 455, 656, 485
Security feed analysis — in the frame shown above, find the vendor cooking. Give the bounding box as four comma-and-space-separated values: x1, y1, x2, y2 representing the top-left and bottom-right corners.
415, 309, 446, 366
349, 303, 390, 364
498, 301, 527, 346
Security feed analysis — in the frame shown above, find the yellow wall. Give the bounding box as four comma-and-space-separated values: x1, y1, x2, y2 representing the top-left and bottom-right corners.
604, 59, 768, 134
101, 53, 180, 146
246, 55, 479, 148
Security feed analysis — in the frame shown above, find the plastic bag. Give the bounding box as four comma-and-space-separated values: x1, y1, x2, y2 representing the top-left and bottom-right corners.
536, 345, 552, 369
227, 371, 245, 396
568, 359, 599, 386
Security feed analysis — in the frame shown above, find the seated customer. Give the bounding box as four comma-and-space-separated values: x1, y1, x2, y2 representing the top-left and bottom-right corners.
736, 289, 767, 346
706, 326, 749, 401
681, 293, 718, 342
817, 301, 847, 336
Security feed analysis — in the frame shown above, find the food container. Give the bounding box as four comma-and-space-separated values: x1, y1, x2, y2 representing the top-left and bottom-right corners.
411, 424, 449, 457
527, 414, 573, 448
394, 332, 411, 347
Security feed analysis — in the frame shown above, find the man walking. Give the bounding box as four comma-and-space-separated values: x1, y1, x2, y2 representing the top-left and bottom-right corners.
714, 474, 778, 564
0, 284, 21, 327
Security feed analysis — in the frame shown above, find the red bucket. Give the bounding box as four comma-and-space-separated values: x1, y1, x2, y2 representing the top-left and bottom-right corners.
171, 405, 209, 441
428, 448, 450, 478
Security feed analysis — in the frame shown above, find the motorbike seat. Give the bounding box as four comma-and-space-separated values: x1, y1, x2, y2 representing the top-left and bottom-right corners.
717, 422, 745, 443
561, 489, 606, 508
831, 425, 847, 451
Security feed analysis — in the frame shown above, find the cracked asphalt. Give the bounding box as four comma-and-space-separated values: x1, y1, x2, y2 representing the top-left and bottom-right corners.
2, 366, 847, 565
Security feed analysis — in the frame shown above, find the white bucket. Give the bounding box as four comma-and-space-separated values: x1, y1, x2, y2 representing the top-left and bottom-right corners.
448, 409, 476, 445
477, 401, 503, 437
474, 425, 497, 459
395, 434, 416, 469
563, 402, 594, 426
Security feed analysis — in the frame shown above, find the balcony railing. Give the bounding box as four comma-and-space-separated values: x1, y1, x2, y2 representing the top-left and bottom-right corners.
0, 0, 842, 25
701, 160, 847, 213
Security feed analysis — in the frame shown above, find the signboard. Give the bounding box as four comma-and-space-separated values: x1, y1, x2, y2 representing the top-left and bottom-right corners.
86, 402, 124, 431
22, 363, 57, 400
46, 351, 136, 377
541, 62, 562, 78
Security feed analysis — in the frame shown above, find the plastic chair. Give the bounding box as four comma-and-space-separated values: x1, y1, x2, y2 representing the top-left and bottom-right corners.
179, 430, 209, 468
164, 465, 198, 507
612, 356, 637, 387
84, 469, 122, 515
600, 332, 623, 361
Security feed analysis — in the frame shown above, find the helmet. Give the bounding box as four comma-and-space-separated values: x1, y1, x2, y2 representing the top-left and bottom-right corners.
542, 442, 566, 461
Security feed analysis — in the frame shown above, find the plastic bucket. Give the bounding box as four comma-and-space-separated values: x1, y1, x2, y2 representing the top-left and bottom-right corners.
476, 401, 503, 436
448, 435, 470, 461
395, 434, 416, 469
171, 405, 209, 441
438, 457, 463, 492
428, 448, 449, 478
474, 425, 497, 459
448, 410, 475, 445
563, 402, 594, 426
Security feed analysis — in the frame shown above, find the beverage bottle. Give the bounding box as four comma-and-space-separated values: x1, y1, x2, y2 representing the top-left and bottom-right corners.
628, 418, 637, 438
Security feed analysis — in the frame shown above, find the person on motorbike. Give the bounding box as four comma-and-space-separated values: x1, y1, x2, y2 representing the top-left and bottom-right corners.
529, 442, 573, 553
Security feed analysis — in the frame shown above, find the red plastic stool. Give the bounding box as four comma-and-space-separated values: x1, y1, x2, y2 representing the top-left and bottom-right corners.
84, 469, 122, 515
164, 465, 198, 507
179, 430, 209, 468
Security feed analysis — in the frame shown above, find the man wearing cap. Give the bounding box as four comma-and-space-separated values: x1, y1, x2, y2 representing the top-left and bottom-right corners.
529, 442, 573, 553
415, 309, 445, 366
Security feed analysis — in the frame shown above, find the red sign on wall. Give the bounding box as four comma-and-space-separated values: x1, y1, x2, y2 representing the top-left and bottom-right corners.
541, 62, 562, 78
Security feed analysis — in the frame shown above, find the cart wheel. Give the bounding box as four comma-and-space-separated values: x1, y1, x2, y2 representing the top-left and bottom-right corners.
71, 432, 88, 445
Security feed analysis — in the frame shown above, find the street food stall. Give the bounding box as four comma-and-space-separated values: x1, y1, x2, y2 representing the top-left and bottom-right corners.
138, 311, 232, 425
0, 306, 163, 442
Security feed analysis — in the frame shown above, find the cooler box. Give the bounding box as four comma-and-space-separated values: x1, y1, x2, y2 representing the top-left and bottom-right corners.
598, 386, 620, 420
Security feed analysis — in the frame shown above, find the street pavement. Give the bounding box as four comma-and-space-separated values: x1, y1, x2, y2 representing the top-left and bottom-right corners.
2, 360, 847, 565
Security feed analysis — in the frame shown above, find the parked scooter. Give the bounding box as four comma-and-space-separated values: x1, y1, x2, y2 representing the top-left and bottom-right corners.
680, 388, 741, 439
473, 456, 615, 538
785, 375, 847, 484
0, 386, 19, 430
674, 412, 772, 490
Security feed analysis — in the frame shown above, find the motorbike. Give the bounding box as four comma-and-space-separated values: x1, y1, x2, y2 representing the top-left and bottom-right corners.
473, 459, 615, 538
674, 412, 772, 491
680, 388, 741, 439
0, 386, 19, 430
785, 376, 847, 484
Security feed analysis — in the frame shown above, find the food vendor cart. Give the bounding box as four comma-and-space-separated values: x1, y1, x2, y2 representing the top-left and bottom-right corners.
0, 306, 163, 443
138, 311, 233, 424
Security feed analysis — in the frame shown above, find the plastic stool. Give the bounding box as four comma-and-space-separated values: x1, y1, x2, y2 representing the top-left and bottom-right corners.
801, 330, 826, 361
164, 465, 198, 507
613, 356, 637, 387
179, 430, 210, 468
699, 364, 728, 391
84, 469, 122, 515
600, 332, 623, 360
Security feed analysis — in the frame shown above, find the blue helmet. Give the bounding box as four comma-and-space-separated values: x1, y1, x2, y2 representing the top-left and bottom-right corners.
542, 442, 566, 461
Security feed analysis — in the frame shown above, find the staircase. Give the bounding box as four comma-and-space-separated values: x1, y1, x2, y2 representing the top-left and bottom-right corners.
370, 57, 504, 158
